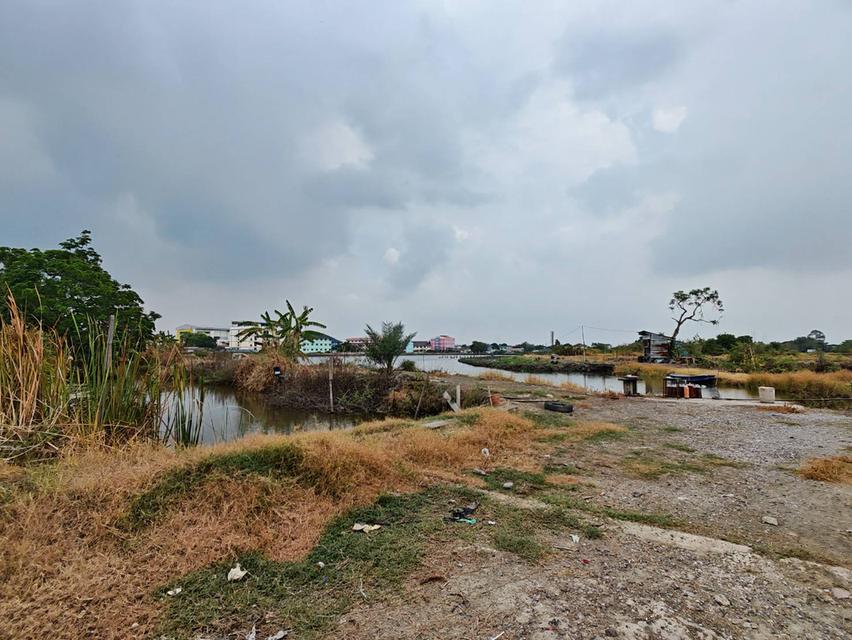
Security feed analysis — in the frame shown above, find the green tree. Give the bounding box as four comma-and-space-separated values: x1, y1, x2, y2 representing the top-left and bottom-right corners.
0, 230, 159, 347
238, 301, 326, 357
668, 288, 724, 353
180, 332, 218, 349
364, 322, 416, 375
470, 340, 488, 354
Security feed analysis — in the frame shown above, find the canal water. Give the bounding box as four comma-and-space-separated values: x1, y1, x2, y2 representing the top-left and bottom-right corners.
174, 385, 359, 445
181, 355, 757, 444
309, 354, 757, 400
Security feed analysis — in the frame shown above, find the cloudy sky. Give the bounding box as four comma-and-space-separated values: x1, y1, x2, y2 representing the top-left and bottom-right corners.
2, 0, 851, 345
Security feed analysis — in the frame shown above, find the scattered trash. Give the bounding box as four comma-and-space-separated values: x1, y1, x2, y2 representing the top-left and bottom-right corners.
487, 520, 496, 526
246, 625, 257, 640
266, 631, 288, 640
352, 523, 382, 532
316, 561, 325, 569
447, 501, 479, 524
166, 587, 182, 596
489, 631, 506, 640
714, 594, 731, 607
761, 516, 779, 526
831, 587, 850, 600
570, 534, 580, 544
228, 563, 248, 582
472, 468, 488, 476
580, 558, 590, 565
481, 447, 491, 460
502, 481, 514, 490
358, 577, 368, 600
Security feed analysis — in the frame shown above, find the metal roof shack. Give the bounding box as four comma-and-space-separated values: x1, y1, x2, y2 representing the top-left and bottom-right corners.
637, 330, 672, 363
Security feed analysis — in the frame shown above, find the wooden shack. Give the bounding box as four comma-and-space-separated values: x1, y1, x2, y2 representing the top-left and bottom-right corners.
638, 331, 672, 363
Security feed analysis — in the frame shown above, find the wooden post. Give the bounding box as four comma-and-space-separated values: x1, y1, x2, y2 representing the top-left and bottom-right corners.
328, 355, 334, 413
104, 314, 116, 374
456, 384, 461, 409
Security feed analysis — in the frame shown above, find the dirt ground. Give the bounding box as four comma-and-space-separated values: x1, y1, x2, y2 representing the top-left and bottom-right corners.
338, 396, 851, 640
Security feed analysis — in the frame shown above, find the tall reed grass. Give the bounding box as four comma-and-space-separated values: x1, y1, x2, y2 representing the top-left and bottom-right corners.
0, 294, 202, 460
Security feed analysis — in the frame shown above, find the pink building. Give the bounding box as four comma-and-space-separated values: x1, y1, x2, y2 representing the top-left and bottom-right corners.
430, 335, 456, 351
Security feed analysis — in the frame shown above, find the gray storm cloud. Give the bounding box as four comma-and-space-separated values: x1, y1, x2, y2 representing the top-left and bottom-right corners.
1, 0, 850, 342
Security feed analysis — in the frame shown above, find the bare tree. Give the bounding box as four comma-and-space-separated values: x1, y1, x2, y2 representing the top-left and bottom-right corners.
668, 288, 724, 354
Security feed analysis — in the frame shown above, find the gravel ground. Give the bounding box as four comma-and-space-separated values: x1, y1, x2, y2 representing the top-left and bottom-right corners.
338, 398, 851, 639
340, 526, 851, 639
560, 397, 852, 565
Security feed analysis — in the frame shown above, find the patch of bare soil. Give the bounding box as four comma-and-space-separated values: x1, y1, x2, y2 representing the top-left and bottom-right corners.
338, 398, 852, 639
339, 521, 850, 639
561, 398, 852, 565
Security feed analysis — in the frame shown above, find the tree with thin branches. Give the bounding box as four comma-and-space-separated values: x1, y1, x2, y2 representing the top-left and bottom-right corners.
668, 288, 724, 354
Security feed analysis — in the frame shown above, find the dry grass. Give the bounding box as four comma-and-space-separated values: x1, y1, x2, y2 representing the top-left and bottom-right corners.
478, 370, 512, 382
755, 404, 803, 414
524, 374, 551, 386
0, 408, 562, 639
559, 380, 588, 394
798, 456, 852, 484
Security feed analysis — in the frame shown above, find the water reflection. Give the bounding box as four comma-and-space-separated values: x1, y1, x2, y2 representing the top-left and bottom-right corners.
178, 385, 359, 445
307, 354, 757, 400
184, 356, 756, 444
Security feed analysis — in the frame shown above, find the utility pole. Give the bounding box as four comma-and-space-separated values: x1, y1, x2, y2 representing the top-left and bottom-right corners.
550, 330, 554, 348
581, 325, 587, 363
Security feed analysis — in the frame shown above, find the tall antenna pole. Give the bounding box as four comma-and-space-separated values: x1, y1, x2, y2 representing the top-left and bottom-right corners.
581, 325, 587, 363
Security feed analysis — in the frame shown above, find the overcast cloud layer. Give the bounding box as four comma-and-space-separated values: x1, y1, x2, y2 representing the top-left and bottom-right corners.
2, 0, 851, 344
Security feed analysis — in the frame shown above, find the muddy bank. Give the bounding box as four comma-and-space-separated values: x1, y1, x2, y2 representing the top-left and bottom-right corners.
460, 356, 615, 376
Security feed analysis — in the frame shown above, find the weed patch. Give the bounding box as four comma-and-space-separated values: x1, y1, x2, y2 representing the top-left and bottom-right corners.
482, 467, 549, 494
522, 410, 573, 428
125, 443, 306, 529
493, 530, 544, 561
798, 456, 852, 484
158, 488, 472, 638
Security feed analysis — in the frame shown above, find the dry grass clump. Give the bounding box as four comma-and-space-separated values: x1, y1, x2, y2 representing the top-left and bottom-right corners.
559, 380, 588, 394
0, 408, 553, 639
478, 371, 512, 381
798, 455, 852, 484
755, 404, 803, 414
524, 374, 552, 386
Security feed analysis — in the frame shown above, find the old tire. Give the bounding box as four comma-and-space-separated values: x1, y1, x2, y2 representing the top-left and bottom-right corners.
544, 401, 574, 413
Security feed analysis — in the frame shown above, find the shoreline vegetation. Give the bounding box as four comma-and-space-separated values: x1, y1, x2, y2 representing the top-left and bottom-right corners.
191, 351, 492, 417
0, 407, 614, 638
458, 355, 615, 376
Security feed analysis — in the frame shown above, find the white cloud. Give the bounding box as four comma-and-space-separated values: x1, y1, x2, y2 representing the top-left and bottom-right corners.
652, 105, 688, 133
383, 247, 400, 265
452, 226, 470, 241
301, 120, 373, 171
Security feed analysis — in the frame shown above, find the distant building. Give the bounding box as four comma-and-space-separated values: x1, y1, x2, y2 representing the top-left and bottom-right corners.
176, 324, 229, 348
228, 321, 262, 352
638, 330, 672, 362
345, 337, 369, 351
412, 340, 431, 353
430, 335, 456, 351
301, 334, 341, 354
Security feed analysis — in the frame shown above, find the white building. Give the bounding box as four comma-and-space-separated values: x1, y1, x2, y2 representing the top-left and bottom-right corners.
228, 321, 262, 352
175, 324, 229, 347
